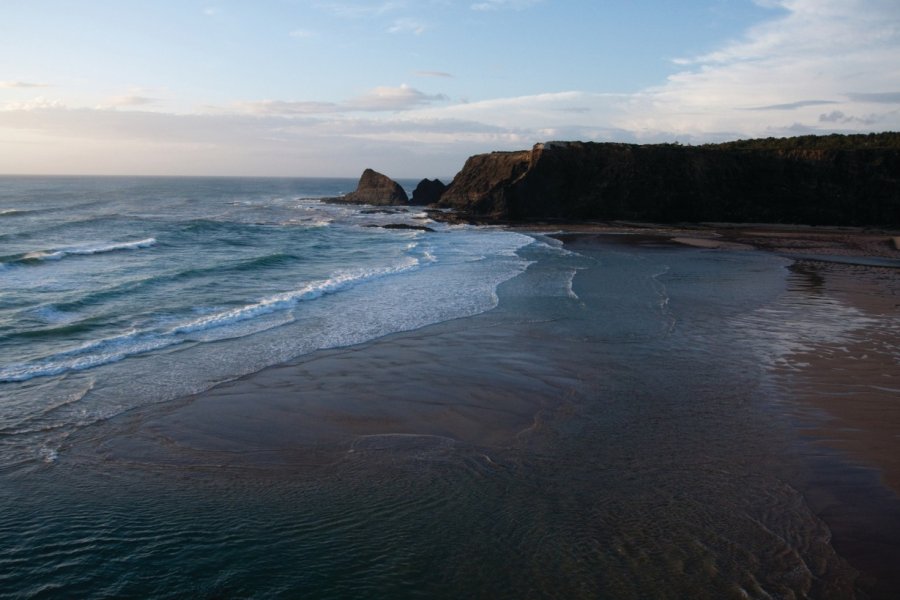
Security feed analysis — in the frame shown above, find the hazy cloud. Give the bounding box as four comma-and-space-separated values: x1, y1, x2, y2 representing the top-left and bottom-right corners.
289, 29, 317, 39
239, 100, 340, 115
345, 85, 447, 111
471, 0, 541, 11
105, 95, 160, 108
818, 110, 880, 125
0, 81, 51, 89
388, 18, 426, 35
237, 85, 447, 116
1, 96, 65, 111
748, 99, 838, 111
316, 1, 405, 19
846, 91, 900, 104
414, 71, 453, 78
819, 110, 846, 123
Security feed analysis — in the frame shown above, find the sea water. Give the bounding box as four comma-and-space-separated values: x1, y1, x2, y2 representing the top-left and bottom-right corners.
0, 176, 533, 470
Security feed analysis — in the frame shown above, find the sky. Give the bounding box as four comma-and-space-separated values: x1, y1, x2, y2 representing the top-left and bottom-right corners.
1, 0, 899, 178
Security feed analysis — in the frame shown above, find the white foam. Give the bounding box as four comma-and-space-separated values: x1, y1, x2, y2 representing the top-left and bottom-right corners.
171, 256, 421, 336
0, 256, 425, 383
0, 330, 176, 383
20, 237, 157, 262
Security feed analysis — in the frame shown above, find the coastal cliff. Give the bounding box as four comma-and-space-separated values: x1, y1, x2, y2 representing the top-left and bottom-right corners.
438, 134, 900, 226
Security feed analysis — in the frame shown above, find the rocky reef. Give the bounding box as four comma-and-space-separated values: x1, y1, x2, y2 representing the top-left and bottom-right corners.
327, 168, 409, 206
437, 134, 900, 226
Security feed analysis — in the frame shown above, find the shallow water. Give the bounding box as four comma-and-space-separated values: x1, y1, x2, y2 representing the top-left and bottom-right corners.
4, 230, 898, 598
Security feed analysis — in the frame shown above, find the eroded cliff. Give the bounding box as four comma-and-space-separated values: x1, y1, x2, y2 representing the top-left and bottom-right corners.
437, 134, 900, 226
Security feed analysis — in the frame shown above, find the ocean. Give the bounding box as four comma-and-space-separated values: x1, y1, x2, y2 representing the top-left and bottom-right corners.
1, 176, 898, 598
0, 176, 533, 470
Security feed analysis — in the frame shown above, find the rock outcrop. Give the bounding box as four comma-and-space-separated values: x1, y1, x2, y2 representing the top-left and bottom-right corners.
438, 134, 900, 226
410, 178, 447, 205
329, 169, 409, 206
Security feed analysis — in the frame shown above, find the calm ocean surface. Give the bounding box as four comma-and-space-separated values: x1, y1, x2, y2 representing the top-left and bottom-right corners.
1, 177, 898, 598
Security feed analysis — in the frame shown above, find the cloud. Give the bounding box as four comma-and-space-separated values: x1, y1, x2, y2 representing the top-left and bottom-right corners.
105, 95, 160, 108
316, 1, 404, 19
471, 0, 541, 11
0, 81, 51, 89
818, 110, 879, 125
846, 91, 900, 104
388, 18, 426, 35
414, 71, 453, 78
747, 99, 838, 111
1, 96, 65, 111
614, 0, 900, 139
238, 100, 340, 115
289, 29, 317, 39
237, 85, 447, 115
0, 104, 533, 176
4, 1, 898, 177
344, 85, 447, 111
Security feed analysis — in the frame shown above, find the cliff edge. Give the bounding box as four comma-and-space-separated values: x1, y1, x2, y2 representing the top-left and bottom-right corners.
438, 134, 900, 226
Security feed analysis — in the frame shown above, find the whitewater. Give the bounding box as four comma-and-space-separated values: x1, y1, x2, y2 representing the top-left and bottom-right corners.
0, 176, 533, 469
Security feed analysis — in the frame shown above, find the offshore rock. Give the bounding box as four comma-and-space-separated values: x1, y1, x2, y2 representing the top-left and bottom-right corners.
437, 134, 900, 226
410, 178, 447, 205
365, 223, 436, 232
328, 169, 409, 206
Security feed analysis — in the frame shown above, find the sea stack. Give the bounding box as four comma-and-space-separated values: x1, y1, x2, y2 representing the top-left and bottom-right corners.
410, 178, 447, 205
329, 169, 409, 206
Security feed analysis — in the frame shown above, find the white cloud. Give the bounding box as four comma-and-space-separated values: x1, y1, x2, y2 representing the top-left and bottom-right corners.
612, 0, 900, 140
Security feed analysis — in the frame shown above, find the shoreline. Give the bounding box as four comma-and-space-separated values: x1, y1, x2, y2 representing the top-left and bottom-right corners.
506, 219, 900, 260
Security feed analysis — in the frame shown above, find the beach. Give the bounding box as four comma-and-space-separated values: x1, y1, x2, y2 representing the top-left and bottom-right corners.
0, 176, 898, 598
3, 225, 895, 598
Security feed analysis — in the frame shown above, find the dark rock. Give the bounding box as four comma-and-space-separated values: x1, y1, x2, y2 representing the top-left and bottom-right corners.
438, 134, 900, 226
360, 208, 406, 214
326, 169, 409, 206
410, 178, 447, 205
365, 223, 435, 232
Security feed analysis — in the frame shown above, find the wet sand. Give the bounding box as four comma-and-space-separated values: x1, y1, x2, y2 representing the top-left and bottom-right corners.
69, 226, 900, 598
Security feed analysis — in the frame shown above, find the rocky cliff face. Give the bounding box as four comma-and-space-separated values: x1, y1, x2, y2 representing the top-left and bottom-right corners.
438, 136, 900, 226
330, 168, 409, 206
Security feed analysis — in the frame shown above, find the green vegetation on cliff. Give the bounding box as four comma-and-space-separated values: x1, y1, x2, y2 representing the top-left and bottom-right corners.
438, 133, 900, 226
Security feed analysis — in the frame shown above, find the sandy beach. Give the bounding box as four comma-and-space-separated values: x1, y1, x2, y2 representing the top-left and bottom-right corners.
3, 223, 895, 598
55, 225, 898, 598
